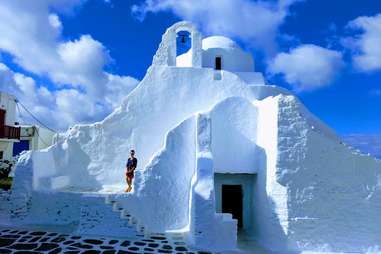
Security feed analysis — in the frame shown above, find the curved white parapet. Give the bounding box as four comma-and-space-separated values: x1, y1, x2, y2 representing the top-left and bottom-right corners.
26, 65, 289, 193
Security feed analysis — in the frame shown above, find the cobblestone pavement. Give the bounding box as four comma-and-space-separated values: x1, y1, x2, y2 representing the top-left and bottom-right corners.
0, 228, 213, 254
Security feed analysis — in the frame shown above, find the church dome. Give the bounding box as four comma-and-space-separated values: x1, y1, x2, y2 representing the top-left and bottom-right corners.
202, 36, 241, 50
201, 36, 254, 72
176, 35, 254, 72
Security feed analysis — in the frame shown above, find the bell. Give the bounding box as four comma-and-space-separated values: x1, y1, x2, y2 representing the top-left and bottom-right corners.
181, 35, 186, 43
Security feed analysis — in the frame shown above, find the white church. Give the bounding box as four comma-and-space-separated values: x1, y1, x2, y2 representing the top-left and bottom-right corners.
7, 21, 381, 253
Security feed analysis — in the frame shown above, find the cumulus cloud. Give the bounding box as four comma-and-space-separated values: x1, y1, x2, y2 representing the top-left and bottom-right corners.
56, 35, 111, 99
132, 0, 302, 54
344, 13, 381, 72
0, 0, 139, 130
0, 1, 65, 75
269, 44, 344, 91
0, 63, 138, 130
0, 1, 110, 99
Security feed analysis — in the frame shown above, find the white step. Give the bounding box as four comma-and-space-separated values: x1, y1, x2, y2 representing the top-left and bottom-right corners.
120, 209, 131, 219
103, 195, 155, 238
129, 217, 138, 227
112, 202, 123, 212
76, 196, 138, 237
104, 195, 116, 204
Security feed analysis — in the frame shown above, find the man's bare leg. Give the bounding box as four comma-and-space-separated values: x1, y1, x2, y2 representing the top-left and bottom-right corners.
125, 177, 130, 192
126, 177, 132, 192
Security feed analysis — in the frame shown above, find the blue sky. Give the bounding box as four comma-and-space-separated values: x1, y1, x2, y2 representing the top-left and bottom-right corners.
0, 0, 380, 134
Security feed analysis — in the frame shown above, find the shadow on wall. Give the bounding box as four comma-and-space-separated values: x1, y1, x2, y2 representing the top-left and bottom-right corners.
121, 117, 197, 232
249, 145, 300, 253
208, 97, 299, 253
45, 138, 101, 191
210, 97, 259, 173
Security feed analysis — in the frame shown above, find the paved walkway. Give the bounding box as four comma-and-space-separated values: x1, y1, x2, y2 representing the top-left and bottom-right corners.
0, 228, 213, 254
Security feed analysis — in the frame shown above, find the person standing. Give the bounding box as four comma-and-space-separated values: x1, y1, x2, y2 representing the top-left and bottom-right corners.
125, 150, 137, 192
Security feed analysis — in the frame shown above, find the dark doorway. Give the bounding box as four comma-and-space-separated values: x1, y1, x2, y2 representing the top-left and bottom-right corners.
215, 56, 222, 70
222, 184, 243, 228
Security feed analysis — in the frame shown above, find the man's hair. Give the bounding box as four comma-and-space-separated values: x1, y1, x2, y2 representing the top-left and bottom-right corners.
130, 149, 135, 153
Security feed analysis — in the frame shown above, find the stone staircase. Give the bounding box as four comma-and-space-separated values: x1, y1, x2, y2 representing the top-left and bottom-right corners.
103, 195, 194, 252
76, 195, 138, 237
72, 193, 189, 244
104, 195, 145, 235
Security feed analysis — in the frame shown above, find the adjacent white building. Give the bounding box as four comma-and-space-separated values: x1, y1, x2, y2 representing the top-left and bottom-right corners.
0, 92, 20, 161
7, 22, 381, 254
13, 125, 55, 156
0, 92, 55, 161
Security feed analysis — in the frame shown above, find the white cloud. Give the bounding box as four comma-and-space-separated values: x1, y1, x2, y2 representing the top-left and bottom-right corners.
105, 74, 141, 108
0, 0, 139, 130
0, 1, 64, 75
56, 35, 110, 99
0, 1, 111, 99
49, 13, 63, 32
345, 13, 381, 72
0, 63, 139, 130
132, 0, 302, 54
269, 44, 344, 91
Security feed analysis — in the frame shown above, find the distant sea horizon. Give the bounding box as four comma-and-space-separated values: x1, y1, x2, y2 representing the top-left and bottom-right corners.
342, 134, 381, 160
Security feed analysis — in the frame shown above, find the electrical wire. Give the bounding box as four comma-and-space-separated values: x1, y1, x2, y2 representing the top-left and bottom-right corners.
15, 99, 55, 148
34, 127, 50, 147
15, 102, 23, 121
15, 99, 57, 133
